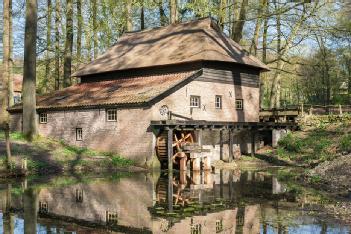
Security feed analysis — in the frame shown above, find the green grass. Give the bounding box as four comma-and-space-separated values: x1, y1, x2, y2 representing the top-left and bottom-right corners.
276, 122, 350, 164
340, 134, 351, 152
0, 131, 135, 174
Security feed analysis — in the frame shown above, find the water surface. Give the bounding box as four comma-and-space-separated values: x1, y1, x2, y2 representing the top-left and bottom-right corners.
0, 169, 349, 233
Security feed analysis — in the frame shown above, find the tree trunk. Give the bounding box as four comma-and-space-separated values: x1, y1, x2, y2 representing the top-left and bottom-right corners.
8, 0, 13, 107
77, 0, 82, 64
140, 5, 145, 30
218, 0, 226, 30
24, 188, 39, 234
63, 0, 73, 87
159, 0, 167, 26
2, 0, 10, 116
3, 184, 14, 234
44, 0, 52, 93
170, 0, 177, 24
231, 0, 248, 43
126, 0, 133, 31
22, 0, 38, 141
259, 1, 269, 108
92, 0, 98, 57
249, 0, 267, 56
54, 0, 60, 90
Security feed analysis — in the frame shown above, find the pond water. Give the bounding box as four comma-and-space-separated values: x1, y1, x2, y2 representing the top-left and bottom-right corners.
0, 168, 350, 234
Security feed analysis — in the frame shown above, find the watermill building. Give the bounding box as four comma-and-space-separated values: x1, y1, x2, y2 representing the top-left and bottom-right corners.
9, 18, 284, 168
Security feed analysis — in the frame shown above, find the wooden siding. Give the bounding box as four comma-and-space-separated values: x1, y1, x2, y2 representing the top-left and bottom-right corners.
198, 67, 259, 88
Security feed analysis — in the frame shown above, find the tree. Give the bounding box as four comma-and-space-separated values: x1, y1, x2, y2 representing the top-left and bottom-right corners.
231, 0, 248, 43
76, 0, 82, 64
22, 0, 38, 141
63, 0, 73, 87
1, 0, 12, 168
126, 0, 133, 31
44, 0, 52, 93
170, 0, 177, 24
54, 0, 60, 90
159, 0, 167, 26
92, 0, 98, 57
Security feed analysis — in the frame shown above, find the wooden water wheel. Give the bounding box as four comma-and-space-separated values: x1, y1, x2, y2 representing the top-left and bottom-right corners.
156, 130, 195, 168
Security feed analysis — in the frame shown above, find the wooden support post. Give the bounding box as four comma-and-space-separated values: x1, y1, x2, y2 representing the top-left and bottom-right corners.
229, 129, 233, 162
179, 156, 187, 171
192, 157, 201, 171
167, 128, 173, 172
180, 170, 187, 185
251, 130, 256, 157
203, 156, 211, 170
219, 129, 223, 161
301, 103, 304, 115
167, 170, 173, 212
339, 104, 343, 115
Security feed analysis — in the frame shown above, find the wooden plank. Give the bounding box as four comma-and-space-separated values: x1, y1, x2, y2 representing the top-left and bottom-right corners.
229, 129, 233, 162
167, 128, 173, 172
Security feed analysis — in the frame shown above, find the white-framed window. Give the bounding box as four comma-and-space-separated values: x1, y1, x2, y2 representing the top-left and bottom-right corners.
39, 113, 47, 124
190, 96, 201, 108
215, 95, 222, 109
76, 128, 83, 141
106, 109, 117, 122
235, 99, 243, 110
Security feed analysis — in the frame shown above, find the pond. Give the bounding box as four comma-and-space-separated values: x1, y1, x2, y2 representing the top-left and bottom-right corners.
0, 168, 350, 234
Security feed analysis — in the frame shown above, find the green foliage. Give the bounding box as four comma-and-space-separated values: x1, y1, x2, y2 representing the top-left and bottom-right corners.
27, 160, 48, 171
111, 156, 134, 167
278, 133, 302, 153
340, 134, 351, 152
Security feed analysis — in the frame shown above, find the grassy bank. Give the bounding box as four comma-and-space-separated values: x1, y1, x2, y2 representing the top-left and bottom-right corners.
0, 131, 144, 177
264, 115, 351, 196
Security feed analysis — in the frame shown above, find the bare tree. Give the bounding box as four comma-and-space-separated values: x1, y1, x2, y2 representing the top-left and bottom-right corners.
44, 0, 52, 93
92, 0, 98, 57
159, 0, 167, 26
126, 0, 133, 31
22, 0, 38, 141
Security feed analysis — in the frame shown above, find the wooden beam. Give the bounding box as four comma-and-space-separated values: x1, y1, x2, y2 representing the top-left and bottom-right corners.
167, 170, 173, 212
229, 129, 233, 162
251, 130, 256, 157
219, 130, 223, 161
167, 128, 173, 172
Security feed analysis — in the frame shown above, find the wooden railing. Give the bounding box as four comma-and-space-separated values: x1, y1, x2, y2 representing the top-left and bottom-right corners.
261, 104, 351, 116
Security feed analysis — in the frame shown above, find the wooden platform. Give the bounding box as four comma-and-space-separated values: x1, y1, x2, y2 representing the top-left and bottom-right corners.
151, 120, 298, 131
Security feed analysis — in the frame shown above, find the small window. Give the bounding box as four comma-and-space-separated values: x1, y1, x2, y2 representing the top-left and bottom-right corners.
39, 201, 48, 214
190, 96, 201, 108
106, 211, 118, 225
215, 95, 222, 109
39, 113, 47, 124
216, 219, 223, 233
76, 128, 83, 141
76, 189, 83, 203
106, 109, 117, 122
235, 99, 243, 110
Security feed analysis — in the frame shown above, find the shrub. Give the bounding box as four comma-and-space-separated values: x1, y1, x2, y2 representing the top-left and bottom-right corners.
278, 133, 303, 153
340, 134, 351, 153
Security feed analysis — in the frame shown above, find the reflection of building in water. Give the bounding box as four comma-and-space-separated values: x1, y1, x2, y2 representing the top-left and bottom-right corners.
0, 171, 309, 234
37, 174, 154, 232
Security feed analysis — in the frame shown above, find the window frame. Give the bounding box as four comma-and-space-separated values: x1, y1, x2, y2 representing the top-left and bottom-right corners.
76, 128, 83, 141
106, 109, 117, 122
39, 113, 47, 124
235, 99, 244, 110
215, 95, 222, 109
190, 95, 201, 108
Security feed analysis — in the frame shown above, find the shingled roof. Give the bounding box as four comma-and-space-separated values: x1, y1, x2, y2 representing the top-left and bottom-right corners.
10, 71, 201, 111
73, 18, 268, 77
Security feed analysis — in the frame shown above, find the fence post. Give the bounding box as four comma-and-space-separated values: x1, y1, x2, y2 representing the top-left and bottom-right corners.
301, 103, 304, 115
309, 106, 313, 115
